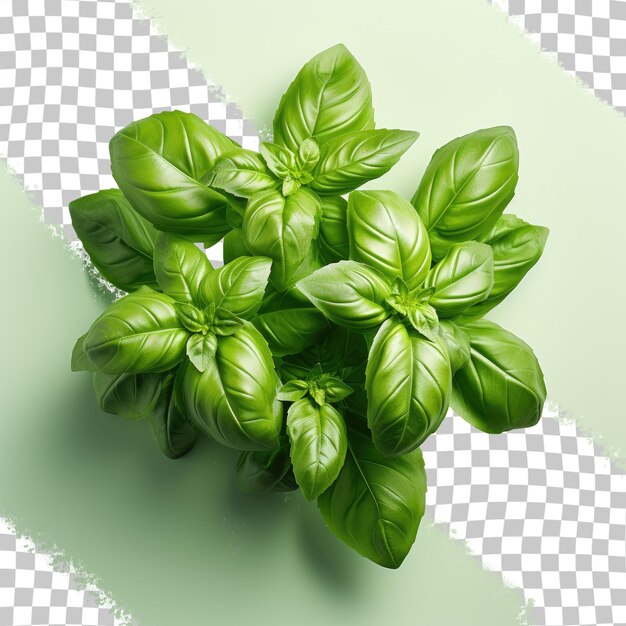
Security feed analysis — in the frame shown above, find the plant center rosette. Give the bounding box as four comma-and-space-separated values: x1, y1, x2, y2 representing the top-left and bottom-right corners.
70, 44, 548, 569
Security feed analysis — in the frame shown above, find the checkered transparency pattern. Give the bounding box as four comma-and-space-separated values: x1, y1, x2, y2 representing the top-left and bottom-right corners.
490, 0, 626, 114
0, 0, 258, 253
0, 520, 124, 626
422, 408, 626, 626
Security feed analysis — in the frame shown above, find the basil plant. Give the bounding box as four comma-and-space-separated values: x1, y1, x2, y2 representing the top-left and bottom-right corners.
71, 44, 548, 569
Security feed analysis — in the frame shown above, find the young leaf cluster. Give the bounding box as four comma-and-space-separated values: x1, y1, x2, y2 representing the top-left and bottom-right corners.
70, 44, 548, 569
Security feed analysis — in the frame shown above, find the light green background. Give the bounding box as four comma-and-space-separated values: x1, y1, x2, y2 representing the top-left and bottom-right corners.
1, 0, 625, 624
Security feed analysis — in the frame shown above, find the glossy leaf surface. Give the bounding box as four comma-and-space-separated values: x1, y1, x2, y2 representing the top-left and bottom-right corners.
243, 189, 320, 291
69, 189, 159, 292
453, 319, 546, 433
348, 190, 430, 290
236, 436, 298, 494
366, 317, 451, 455
311, 130, 418, 196
206, 148, 278, 198
297, 260, 392, 332
318, 428, 426, 569
109, 111, 234, 239
318, 196, 349, 263
83, 287, 189, 374
424, 241, 494, 317
412, 126, 519, 259
153, 233, 213, 304
287, 398, 347, 501
438, 320, 471, 375
201, 256, 272, 319
180, 324, 282, 450
273, 44, 374, 152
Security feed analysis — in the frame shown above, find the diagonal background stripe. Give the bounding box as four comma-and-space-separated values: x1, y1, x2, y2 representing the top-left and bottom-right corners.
0, 1, 625, 626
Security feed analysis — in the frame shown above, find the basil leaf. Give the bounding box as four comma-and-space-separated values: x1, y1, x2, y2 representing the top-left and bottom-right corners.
412, 126, 519, 260
243, 189, 320, 291
281, 176, 301, 197
452, 319, 546, 433
424, 242, 494, 317
174, 302, 206, 333
348, 190, 431, 290
273, 44, 374, 152
318, 196, 349, 263
213, 308, 245, 336
324, 378, 353, 403
406, 302, 439, 342
464, 216, 549, 318
83, 287, 189, 374
154, 233, 213, 305
297, 260, 392, 332
222, 228, 250, 264
277, 379, 309, 402
259, 142, 296, 179
236, 436, 298, 494
296, 138, 320, 172
69, 189, 159, 292
205, 148, 278, 198
201, 256, 272, 319
92, 370, 163, 420
318, 427, 427, 569
287, 398, 347, 501
253, 290, 328, 357
311, 130, 418, 196
366, 317, 451, 456
109, 111, 234, 240
149, 372, 198, 459
180, 324, 282, 451
438, 320, 471, 375
71, 332, 96, 372
186, 332, 217, 372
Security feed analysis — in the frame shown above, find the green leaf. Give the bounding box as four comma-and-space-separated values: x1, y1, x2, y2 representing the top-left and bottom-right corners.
174, 302, 206, 333
424, 241, 494, 317
71, 332, 96, 372
464, 216, 549, 318
412, 126, 519, 260
253, 290, 328, 357
205, 148, 279, 198
236, 436, 298, 494
318, 427, 427, 569
309, 386, 326, 406
259, 142, 296, 179
282, 176, 301, 196
153, 233, 213, 304
212, 308, 245, 336
92, 370, 163, 420
311, 130, 418, 196
406, 302, 439, 342
243, 189, 320, 291
273, 44, 374, 152
149, 372, 198, 459
83, 287, 189, 374
366, 317, 451, 456
222, 228, 250, 263
69, 189, 159, 292
277, 379, 309, 402
180, 324, 282, 450
348, 190, 431, 290
438, 320, 470, 375
296, 138, 320, 172
318, 196, 349, 263
452, 319, 546, 433
297, 260, 392, 332
323, 378, 353, 403
201, 256, 272, 319
287, 398, 347, 501
186, 332, 217, 372
109, 111, 235, 240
